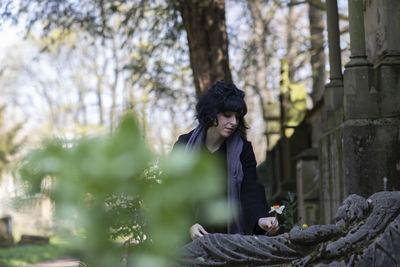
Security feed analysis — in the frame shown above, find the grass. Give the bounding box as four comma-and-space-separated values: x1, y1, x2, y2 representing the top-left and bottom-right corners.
0, 237, 73, 267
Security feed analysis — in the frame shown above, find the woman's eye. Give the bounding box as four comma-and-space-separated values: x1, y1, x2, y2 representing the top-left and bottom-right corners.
223, 112, 239, 120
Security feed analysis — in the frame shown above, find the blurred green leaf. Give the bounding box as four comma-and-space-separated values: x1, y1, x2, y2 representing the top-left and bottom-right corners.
18, 114, 224, 267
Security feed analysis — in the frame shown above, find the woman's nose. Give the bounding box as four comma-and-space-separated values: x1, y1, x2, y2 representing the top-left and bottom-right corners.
231, 116, 238, 126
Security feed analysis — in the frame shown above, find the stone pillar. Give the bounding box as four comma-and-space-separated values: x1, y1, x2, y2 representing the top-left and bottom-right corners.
343, 0, 400, 195
296, 149, 319, 225
325, 0, 343, 86
346, 0, 369, 66
324, 0, 343, 129
343, 0, 373, 120
320, 0, 400, 225
342, 0, 373, 198
319, 0, 345, 224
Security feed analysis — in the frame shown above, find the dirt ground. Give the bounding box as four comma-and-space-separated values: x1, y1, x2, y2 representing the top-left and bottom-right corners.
26, 258, 81, 267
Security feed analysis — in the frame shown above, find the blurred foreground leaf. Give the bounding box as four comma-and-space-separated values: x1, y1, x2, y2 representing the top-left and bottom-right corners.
19, 115, 226, 267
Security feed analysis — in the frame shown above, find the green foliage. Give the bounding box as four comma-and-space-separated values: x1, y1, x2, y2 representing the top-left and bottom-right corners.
105, 193, 147, 245
280, 59, 307, 130
280, 192, 300, 232
0, 105, 25, 175
0, 238, 70, 267
19, 114, 226, 267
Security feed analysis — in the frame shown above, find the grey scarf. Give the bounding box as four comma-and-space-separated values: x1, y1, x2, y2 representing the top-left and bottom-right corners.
185, 125, 245, 234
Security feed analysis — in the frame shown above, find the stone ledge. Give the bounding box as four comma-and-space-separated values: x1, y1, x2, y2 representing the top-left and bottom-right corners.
179, 191, 400, 266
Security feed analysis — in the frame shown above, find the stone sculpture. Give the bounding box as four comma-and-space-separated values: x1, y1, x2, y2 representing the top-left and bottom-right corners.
180, 191, 400, 266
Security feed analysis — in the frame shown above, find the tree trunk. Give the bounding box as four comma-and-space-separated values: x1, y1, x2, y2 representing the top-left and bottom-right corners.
286, 1, 297, 82
308, 0, 326, 104
246, 0, 278, 150
77, 86, 88, 126
177, 0, 232, 98
247, 0, 277, 102
110, 34, 120, 132
93, 45, 107, 126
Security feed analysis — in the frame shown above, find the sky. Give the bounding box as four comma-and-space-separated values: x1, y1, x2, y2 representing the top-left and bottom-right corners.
0, 0, 349, 158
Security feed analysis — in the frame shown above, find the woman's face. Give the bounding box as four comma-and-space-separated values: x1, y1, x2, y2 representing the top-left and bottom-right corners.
214, 111, 239, 138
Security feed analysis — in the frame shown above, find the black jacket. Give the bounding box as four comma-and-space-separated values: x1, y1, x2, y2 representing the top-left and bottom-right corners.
173, 130, 268, 235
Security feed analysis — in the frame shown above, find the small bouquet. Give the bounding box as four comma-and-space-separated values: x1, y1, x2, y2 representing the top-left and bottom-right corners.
269, 205, 285, 216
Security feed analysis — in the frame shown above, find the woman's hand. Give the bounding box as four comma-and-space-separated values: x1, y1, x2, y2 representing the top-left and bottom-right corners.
258, 216, 279, 235
189, 223, 208, 240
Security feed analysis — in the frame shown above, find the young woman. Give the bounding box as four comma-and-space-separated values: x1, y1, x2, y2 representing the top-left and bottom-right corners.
173, 81, 278, 240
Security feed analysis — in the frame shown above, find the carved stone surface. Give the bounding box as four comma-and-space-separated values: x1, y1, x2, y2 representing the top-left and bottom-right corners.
180, 191, 400, 266
364, 0, 400, 64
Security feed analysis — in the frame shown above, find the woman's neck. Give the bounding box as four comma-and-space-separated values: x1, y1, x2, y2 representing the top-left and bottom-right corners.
205, 127, 225, 153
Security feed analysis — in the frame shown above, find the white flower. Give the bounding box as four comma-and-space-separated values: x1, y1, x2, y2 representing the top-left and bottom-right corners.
269, 205, 285, 214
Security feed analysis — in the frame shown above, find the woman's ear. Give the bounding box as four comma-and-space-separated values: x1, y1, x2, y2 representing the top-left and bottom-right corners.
213, 117, 219, 126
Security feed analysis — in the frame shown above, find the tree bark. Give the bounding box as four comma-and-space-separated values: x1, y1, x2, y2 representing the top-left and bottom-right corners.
110, 34, 120, 132
177, 0, 232, 98
76, 86, 88, 126
93, 45, 107, 126
246, 0, 278, 150
247, 0, 278, 102
287, 1, 297, 82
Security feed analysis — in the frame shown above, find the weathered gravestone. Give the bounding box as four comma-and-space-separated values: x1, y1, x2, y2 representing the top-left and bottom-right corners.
0, 215, 14, 248
18, 234, 50, 246
180, 191, 400, 266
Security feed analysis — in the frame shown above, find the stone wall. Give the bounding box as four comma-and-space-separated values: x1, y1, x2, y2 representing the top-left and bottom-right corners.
319, 0, 400, 223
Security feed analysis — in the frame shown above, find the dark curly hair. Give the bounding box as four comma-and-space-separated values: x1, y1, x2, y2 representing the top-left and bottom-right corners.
196, 81, 248, 138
